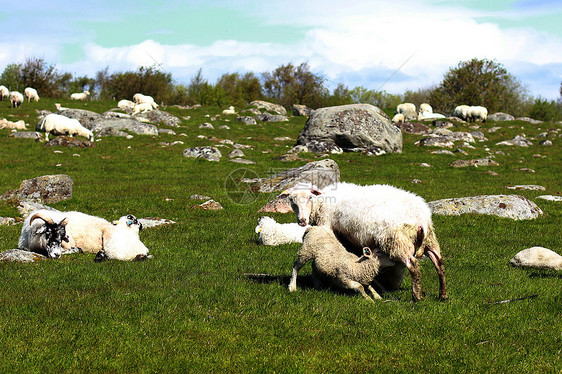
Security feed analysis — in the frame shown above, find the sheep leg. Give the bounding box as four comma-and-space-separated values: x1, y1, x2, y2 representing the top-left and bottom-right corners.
426, 249, 448, 301
366, 285, 383, 300
348, 281, 374, 302
288, 260, 305, 292
404, 255, 423, 301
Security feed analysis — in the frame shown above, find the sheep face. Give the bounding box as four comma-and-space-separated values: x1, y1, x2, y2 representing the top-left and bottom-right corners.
115, 214, 143, 232
285, 184, 323, 227
33, 216, 69, 259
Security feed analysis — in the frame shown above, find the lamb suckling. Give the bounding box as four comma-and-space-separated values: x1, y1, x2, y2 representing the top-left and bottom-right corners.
0, 85, 9, 101
255, 216, 308, 246
24, 87, 40, 102
288, 226, 395, 302
94, 214, 150, 261
284, 182, 448, 301
18, 209, 69, 259
10, 91, 24, 108
70, 90, 90, 100
38, 113, 94, 142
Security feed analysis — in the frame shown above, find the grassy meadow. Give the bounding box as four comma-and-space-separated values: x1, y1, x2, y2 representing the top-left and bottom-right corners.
0, 98, 560, 373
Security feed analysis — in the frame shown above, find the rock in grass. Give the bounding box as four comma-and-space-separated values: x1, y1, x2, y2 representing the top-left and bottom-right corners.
536, 195, 562, 202
183, 146, 222, 162
1, 174, 73, 204
510, 247, 562, 270
0, 217, 17, 226
0, 249, 47, 263
450, 159, 499, 167
505, 185, 546, 191
428, 195, 543, 220
191, 199, 223, 210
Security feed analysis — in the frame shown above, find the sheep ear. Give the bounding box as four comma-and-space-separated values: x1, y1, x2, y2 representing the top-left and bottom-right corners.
311, 187, 322, 196
363, 247, 372, 257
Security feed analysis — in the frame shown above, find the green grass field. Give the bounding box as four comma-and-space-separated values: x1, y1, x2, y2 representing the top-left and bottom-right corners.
0, 98, 560, 373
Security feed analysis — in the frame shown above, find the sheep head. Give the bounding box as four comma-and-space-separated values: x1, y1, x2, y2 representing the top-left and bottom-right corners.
282, 182, 322, 227
29, 213, 69, 259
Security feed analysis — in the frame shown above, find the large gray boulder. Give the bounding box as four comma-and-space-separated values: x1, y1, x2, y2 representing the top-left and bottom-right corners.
1, 174, 73, 204
428, 195, 543, 220
249, 100, 287, 115
91, 119, 158, 136
297, 104, 402, 153
0, 249, 47, 263
134, 110, 181, 127
510, 247, 562, 270
252, 159, 340, 193
488, 112, 514, 121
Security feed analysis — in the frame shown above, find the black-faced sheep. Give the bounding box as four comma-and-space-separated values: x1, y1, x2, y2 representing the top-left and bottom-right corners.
288, 226, 395, 302
18, 210, 69, 259
284, 182, 448, 301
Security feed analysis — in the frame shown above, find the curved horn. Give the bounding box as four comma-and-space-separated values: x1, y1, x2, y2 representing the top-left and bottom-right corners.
29, 212, 55, 225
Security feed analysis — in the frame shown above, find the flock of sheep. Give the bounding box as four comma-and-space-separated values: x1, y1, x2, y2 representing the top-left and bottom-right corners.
392, 102, 488, 123
6, 87, 454, 302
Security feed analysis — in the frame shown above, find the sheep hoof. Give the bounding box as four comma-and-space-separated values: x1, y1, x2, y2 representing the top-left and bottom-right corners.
94, 251, 108, 262
133, 254, 149, 261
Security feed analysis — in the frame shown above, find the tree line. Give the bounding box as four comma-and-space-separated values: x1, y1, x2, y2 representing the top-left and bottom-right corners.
1, 57, 561, 121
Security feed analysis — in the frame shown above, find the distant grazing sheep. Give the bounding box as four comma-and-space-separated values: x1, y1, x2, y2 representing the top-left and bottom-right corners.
467, 106, 487, 123
453, 105, 470, 120
18, 209, 69, 259
396, 103, 417, 121
95, 214, 150, 261
284, 182, 447, 301
24, 87, 40, 102
0, 85, 9, 101
288, 226, 395, 302
38, 113, 94, 142
255, 216, 308, 246
132, 102, 156, 115
70, 90, 90, 100
10, 91, 24, 108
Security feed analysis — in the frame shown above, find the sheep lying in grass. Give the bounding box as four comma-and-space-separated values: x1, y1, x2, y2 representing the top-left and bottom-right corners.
255, 216, 308, 246
133, 93, 158, 108
288, 226, 395, 302
95, 215, 150, 261
70, 90, 90, 100
24, 87, 39, 102
118, 99, 135, 111
0, 85, 9, 101
419, 103, 432, 114
38, 113, 94, 142
59, 211, 114, 253
10, 91, 23, 108
396, 103, 417, 121
222, 106, 236, 115
18, 210, 69, 259
0, 118, 27, 130
132, 102, 156, 115
284, 182, 447, 301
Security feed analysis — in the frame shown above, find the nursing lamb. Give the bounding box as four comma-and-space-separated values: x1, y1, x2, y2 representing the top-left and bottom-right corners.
284, 182, 447, 301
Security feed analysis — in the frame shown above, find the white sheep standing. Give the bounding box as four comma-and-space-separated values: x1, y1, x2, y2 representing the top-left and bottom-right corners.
391, 113, 405, 124
10, 91, 24, 108
24, 87, 40, 102
0, 85, 9, 101
288, 226, 395, 302
396, 103, 417, 121
95, 214, 150, 261
255, 216, 308, 246
419, 103, 432, 114
284, 182, 447, 301
222, 106, 236, 115
18, 209, 69, 259
467, 105, 488, 122
453, 105, 470, 120
38, 113, 94, 142
70, 90, 90, 100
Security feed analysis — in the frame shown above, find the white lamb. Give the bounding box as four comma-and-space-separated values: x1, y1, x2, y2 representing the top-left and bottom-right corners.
10, 91, 24, 108
118, 99, 135, 111
288, 226, 395, 302
0, 85, 9, 101
255, 216, 308, 246
95, 214, 150, 261
467, 106, 488, 123
396, 103, 417, 121
453, 105, 470, 120
70, 90, 90, 100
38, 113, 94, 142
391, 113, 405, 123
24, 87, 40, 102
419, 103, 432, 114
222, 106, 236, 115
284, 182, 447, 301
132, 102, 156, 115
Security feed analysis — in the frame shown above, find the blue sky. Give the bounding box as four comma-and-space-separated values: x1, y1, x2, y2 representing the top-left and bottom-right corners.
1, 0, 561, 99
